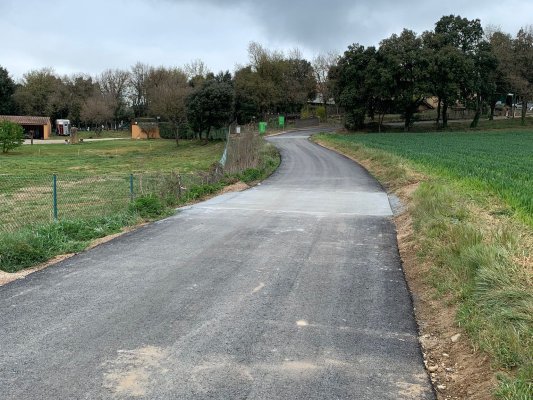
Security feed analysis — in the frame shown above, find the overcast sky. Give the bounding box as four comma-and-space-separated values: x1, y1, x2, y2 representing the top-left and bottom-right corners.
1, 0, 532, 80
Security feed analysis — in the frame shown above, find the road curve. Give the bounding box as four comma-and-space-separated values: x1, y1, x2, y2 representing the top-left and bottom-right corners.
0, 129, 434, 399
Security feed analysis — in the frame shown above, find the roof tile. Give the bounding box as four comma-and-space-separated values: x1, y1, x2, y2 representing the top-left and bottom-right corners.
0, 115, 51, 125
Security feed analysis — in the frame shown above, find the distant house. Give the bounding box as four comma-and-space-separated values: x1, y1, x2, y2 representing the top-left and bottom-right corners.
131, 119, 160, 139
0, 115, 51, 139
417, 97, 438, 112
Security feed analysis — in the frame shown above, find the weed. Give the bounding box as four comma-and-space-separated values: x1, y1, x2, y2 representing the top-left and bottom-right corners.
128, 195, 167, 219
0, 213, 136, 273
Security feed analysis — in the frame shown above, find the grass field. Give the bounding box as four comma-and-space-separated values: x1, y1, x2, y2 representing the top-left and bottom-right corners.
321, 130, 533, 226
0, 139, 225, 232
314, 130, 533, 399
2, 139, 224, 175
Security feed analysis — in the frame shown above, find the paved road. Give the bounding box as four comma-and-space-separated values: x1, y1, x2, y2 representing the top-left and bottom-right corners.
0, 129, 434, 399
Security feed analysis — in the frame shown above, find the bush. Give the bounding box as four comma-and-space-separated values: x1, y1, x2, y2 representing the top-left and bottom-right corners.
0, 120, 24, 153
128, 194, 167, 219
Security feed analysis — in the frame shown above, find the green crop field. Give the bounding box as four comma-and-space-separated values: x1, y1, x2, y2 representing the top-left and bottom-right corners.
320, 130, 533, 224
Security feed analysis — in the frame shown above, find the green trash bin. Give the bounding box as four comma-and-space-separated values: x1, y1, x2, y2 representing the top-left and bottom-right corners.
278, 116, 285, 129
259, 122, 267, 134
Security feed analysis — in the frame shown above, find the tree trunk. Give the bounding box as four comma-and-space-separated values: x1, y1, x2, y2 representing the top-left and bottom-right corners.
442, 101, 449, 129
521, 98, 528, 125
489, 100, 496, 121
404, 105, 414, 132
470, 95, 482, 128
174, 122, 179, 147
436, 97, 442, 128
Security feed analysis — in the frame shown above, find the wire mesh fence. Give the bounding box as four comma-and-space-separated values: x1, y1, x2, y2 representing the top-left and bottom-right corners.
0, 170, 224, 234
1, 129, 269, 234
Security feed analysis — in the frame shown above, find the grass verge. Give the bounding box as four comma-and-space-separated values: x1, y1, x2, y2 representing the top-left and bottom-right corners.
313, 133, 532, 399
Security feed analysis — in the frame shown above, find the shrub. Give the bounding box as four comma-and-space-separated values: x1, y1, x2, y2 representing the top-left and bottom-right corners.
128, 194, 166, 219
0, 120, 24, 153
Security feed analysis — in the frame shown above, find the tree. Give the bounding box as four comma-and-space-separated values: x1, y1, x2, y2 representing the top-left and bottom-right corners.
98, 69, 131, 128
58, 74, 96, 126
234, 42, 317, 120
487, 30, 513, 120
431, 16, 491, 128
129, 62, 151, 118
282, 57, 317, 113
330, 44, 377, 129
63, 74, 98, 125
13, 68, 63, 117
379, 30, 430, 131
0, 66, 16, 115
0, 120, 24, 153
186, 79, 235, 141
312, 52, 338, 121
80, 93, 114, 129
147, 67, 191, 146
184, 59, 211, 88
234, 66, 262, 123
468, 40, 497, 128
423, 30, 463, 128
512, 26, 533, 125
365, 51, 395, 132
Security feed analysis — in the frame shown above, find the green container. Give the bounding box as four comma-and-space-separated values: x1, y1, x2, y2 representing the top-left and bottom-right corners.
259, 122, 267, 134
278, 116, 285, 128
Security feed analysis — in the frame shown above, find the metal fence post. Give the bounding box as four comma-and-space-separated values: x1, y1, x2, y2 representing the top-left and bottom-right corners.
130, 174, 134, 201
53, 174, 58, 222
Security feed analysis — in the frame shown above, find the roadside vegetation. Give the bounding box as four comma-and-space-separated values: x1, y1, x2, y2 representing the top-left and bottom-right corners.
314, 131, 532, 399
0, 139, 280, 274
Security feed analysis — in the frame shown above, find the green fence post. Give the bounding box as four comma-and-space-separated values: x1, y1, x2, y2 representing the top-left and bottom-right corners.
130, 174, 134, 201
53, 174, 58, 222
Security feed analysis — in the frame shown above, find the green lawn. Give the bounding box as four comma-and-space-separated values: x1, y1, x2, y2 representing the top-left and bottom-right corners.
318, 130, 533, 224
2, 139, 224, 175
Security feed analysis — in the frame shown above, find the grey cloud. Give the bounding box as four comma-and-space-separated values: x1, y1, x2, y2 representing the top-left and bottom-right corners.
164, 0, 533, 51
2, 0, 533, 78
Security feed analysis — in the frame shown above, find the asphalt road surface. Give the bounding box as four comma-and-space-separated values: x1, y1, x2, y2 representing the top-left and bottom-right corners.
0, 129, 434, 399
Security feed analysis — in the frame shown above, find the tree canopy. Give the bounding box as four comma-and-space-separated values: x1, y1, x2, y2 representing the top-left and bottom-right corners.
186, 79, 235, 140
1, 15, 532, 134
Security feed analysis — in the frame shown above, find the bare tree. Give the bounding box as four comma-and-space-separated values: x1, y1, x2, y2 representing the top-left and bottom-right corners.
184, 59, 211, 84
98, 69, 130, 128
312, 52, 339, 121
129, 62, 150, 117
80, 93, 115, 131
147, 67, 191, 146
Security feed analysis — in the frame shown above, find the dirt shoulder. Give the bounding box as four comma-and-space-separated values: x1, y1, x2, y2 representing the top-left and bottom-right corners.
315, 139, 499, 400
